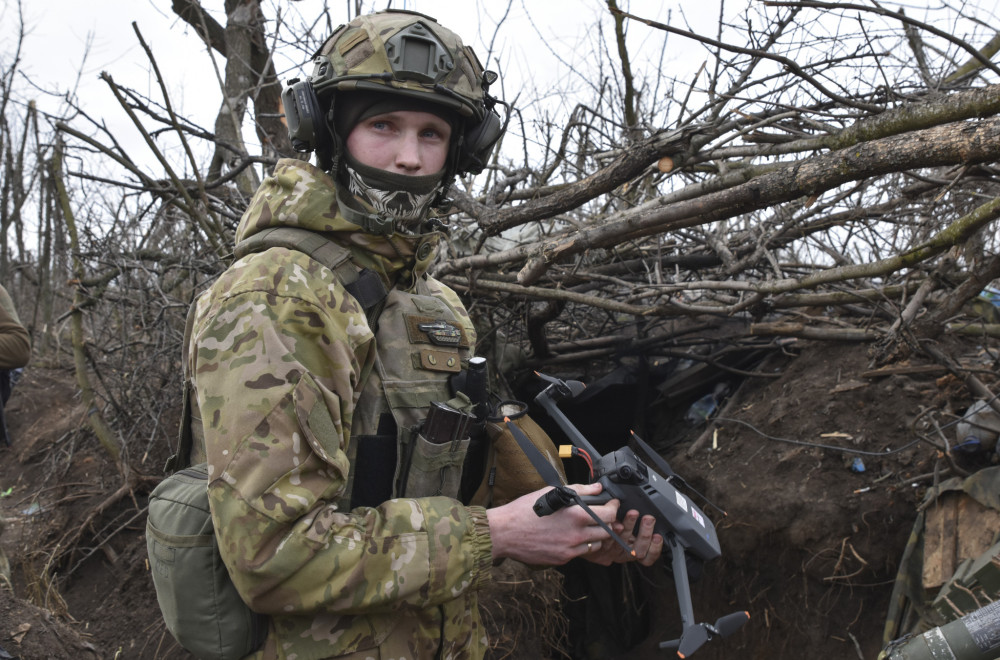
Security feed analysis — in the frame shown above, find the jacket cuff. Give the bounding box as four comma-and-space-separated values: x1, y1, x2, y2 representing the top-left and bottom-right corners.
466, 505, 494, 589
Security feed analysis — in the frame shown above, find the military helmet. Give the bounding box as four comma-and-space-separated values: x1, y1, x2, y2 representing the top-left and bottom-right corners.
283, 9, 504, 177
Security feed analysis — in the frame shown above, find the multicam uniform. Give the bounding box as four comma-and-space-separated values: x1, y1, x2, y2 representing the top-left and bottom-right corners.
188, 158, 493, 660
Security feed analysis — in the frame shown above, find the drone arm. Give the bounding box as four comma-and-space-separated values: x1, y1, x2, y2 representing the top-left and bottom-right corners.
668, 534, 696, 631
534, 383, 603, 458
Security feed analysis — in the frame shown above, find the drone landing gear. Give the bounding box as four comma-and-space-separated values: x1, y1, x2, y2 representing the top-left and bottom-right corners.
658, 535, 749, 657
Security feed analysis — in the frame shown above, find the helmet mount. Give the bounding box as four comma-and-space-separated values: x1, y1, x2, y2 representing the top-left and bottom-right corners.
384, 22, 455, 84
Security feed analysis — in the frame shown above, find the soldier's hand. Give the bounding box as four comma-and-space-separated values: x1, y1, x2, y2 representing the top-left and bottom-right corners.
583, 508, 663, 567
486, 483, 619, 566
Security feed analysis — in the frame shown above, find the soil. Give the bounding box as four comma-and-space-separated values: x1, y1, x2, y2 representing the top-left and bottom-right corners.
0, 336, 995, 659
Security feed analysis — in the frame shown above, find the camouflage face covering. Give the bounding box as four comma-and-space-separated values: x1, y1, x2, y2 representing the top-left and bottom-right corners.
343, 151, 444, 223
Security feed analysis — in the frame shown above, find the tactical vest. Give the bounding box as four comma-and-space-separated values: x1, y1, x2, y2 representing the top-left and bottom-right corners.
344, 279, 476, 511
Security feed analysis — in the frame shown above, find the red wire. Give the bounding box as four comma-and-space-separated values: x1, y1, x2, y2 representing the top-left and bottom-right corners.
575, 447, 594, 480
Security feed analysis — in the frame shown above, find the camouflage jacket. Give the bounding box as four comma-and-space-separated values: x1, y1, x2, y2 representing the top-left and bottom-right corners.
0, 284, 29, 370
188, 159, 493, 660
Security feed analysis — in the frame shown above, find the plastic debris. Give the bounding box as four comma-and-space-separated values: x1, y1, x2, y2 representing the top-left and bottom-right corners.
980, 286, 1000, 307
686, 383, 730, 424
20, 501, 42, 516
955, 400, 1000, 453
686, 393, 718, 423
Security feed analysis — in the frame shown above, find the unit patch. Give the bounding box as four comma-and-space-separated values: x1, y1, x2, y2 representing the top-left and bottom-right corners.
416, 320, 463, 347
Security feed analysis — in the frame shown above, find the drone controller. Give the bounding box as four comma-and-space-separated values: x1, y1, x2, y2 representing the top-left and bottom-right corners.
534, 443, 721, 563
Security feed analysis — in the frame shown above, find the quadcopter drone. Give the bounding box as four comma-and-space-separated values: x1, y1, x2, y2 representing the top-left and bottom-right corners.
510, 372, 749, 658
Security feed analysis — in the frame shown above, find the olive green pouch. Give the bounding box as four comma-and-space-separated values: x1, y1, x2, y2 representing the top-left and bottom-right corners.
146, 463, 267, 660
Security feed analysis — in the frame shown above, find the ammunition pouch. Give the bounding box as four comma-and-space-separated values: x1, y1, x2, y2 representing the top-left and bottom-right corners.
402, 431, 472, 498
399, 398, 475, 499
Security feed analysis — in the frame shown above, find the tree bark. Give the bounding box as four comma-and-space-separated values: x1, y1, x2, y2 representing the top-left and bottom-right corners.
51, 140, 125, 473
207, 0, 259, 194
175, 0, 295, 176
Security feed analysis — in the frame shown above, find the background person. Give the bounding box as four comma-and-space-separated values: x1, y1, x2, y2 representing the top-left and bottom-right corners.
0, 284, 30, 374
0, 283, 30, 446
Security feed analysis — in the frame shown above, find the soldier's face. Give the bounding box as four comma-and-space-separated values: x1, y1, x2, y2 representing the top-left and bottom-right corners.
346, 110, 451, 176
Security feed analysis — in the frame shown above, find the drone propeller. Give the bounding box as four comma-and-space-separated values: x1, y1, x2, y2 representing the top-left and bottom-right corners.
533, 371, 586, 399
714, 610, 750, 638
662, 611, 750, 657
676, 624, 710, 658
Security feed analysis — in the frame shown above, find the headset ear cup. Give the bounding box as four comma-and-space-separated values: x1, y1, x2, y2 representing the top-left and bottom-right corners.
458, 110, 503, 175
282, 80, 330, 153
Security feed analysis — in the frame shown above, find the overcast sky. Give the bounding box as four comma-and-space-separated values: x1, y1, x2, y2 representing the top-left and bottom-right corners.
3, 0, 726, 189
11, 0, 717, 139
10, 1, 696, 127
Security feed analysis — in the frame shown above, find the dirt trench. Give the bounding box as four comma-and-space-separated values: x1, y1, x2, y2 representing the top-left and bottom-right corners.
0, 336, 992, 659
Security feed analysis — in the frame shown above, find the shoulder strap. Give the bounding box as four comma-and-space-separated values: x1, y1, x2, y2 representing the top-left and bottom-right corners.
235, 226, 355, 280
166, 301, 199, 473
234, 227, 388, 326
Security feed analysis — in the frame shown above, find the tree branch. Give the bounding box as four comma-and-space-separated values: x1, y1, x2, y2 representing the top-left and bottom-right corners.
445, 117, 1000, 283
171, 0, 228, 56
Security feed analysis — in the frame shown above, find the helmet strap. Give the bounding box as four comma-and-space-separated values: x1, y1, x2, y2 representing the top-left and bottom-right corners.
315, 100, 339, 172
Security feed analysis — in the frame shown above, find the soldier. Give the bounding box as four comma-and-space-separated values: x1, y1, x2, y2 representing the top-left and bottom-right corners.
0, 283, 29, 446
187, 9, 662, 659
0, 284, 29, 374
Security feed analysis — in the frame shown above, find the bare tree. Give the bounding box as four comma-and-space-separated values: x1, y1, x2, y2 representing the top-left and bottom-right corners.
0, 0, 34, 295
428, 2, 1000, 374
1, 4, 998, 616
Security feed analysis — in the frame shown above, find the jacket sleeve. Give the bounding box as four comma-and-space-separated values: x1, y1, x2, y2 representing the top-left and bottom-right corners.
0, 287, 30, 370
192, 260, 493, 617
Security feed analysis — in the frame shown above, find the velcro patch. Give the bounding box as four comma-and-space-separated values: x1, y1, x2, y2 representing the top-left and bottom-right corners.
338, 29, 368, 56
341, 35, 374, 69
419, 349, 462, 373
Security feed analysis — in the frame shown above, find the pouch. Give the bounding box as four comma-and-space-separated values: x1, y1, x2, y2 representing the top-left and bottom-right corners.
401, 431, 472, 499
470, 404, 567, 507
146, 463, 267, 660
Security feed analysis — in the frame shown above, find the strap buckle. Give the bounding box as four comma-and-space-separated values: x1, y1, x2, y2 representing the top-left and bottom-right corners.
360, 212, 396, 236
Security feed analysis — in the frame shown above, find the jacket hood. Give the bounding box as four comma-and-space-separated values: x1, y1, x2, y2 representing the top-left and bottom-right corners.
236, 159, 356, 242
235, 158, 443, 283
